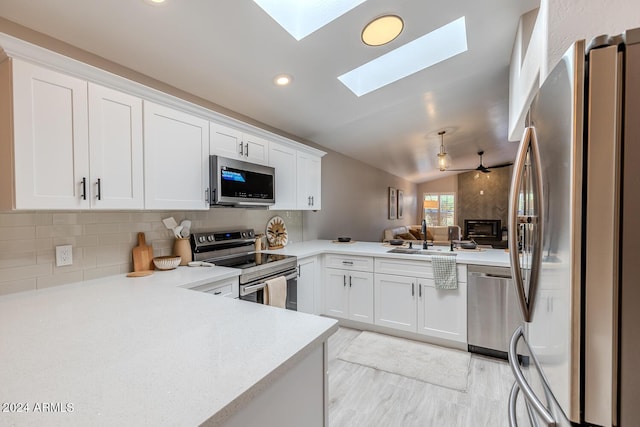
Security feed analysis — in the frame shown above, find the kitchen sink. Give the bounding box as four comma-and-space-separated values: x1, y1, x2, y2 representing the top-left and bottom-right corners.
386, 248, 455, 256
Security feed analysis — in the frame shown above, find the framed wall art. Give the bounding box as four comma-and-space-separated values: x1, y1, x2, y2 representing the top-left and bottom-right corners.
388, 187, 397, 220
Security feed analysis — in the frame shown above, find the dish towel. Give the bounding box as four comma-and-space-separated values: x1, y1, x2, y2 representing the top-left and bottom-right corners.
432, 255, 458, 290
264, 276, 287, 308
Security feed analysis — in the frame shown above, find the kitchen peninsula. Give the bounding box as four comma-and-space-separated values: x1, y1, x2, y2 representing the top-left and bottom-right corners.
0, 266, 338, 426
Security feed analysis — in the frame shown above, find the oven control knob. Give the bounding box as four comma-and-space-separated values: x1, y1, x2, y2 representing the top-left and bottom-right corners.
207, 235, 215, 242
198, 236, 206, 243
242, 232, 247, 238
248, 231, 254, 238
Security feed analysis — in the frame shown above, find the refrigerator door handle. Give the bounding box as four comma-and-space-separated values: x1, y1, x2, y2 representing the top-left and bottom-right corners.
508, 326, 556, 426
509, 382, 543, 427
508, 126, 544, 322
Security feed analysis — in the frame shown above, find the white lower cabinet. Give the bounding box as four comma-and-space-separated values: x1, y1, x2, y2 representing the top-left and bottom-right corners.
186, 277, 239, 298
374, 274, 417, 332
324, 268, 374, 324
373, 259, 467, 344
297, 256, 318, 314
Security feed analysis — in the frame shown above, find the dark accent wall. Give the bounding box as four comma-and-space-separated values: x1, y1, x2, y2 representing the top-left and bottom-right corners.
457, 166, 512, 236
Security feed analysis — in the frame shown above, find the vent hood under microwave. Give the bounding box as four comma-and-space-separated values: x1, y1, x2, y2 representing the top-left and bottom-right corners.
210, 156, 275, 207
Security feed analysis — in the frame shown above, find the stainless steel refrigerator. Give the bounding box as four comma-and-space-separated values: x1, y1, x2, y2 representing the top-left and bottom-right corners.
506, 28, 640, 426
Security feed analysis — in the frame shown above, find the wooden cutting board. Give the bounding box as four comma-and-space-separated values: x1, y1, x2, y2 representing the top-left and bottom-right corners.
132, 232, 154, 272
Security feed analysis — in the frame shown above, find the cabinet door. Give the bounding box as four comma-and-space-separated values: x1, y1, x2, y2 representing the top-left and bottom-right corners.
374, 273, 417, 332
268, 142, 297, 210
297, 257, 316, 314
417, 279, 467, 343
144, 101, 209, 210
210, 122, 243, 160
324, 268, 348, 319
296, 152, 322, 210
243, 133, 269, 165
347, 271, 374, 324
12, 59, 89, 209
88, 83, 143, 209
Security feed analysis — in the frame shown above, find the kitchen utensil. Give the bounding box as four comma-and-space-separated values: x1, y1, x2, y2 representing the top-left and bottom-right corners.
162, 217, 177, 230
173, 225, 183, 239
180, 220, 191, 237
153, 256, 181, 270
132, 232, 154, 272
187, 261, 215, 267
126, 270, 153, 277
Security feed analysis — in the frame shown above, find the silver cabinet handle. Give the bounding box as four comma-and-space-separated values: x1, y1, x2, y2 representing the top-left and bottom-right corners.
508, 126, 544, 322
239, 141, 244, 156
342, 260, 354, 266
419, 283, 422, 298
213, 291, 222, 295
411, 283, 415, 297
349, 275, 352, 287
343, 275, 346, 287
245, 143, 249, 157
96, 178, 102, 200
311, 196, 314, 206
205, 187, 210, 202
508, 326, 555, 425
240, 272, 298, 296
308, 196, 312, 206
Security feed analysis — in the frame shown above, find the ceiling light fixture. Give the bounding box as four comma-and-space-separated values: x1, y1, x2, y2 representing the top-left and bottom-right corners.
437, 131, 450, 171
273, 74, 293, 86
338, 16, 468, 96
145, 0, 166, 4
361, 15, 403, 46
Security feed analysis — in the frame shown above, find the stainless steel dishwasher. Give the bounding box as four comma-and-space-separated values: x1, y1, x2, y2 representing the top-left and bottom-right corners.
467, 265, 522, 359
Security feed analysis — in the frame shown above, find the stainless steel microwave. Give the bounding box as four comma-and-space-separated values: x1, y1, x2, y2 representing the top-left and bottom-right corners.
209, 156, 275, 207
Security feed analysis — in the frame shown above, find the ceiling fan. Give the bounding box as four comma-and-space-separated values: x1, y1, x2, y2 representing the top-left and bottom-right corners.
446, 150, 513, 174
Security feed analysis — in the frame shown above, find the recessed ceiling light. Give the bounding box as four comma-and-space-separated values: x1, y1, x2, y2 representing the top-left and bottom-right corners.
253, 0, 368, 40
274, 74, 293, 86
338, 16, 468, 96
144, 0, 166, 4
361, 15, 403, 46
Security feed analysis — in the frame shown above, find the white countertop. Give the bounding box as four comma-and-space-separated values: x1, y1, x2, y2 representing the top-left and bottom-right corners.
267, 240, 511, 267
0, 266, 338, 426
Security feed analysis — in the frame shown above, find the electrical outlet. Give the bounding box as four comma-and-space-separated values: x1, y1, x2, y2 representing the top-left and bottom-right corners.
56, 245, 73, 267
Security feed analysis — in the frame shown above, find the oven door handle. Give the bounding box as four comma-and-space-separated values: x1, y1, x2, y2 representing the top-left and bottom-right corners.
240, 272, 298, 296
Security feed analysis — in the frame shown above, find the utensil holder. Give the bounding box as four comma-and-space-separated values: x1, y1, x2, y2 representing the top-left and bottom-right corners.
173, 238, 192, 266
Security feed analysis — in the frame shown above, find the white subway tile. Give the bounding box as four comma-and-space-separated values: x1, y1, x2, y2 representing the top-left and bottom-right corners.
0, 226, 36, 241
0, 279, 36, 295
0, 264, 51, 283
83, 265, 123, 281
0, 252, 36, 269
37, 270, 83, 289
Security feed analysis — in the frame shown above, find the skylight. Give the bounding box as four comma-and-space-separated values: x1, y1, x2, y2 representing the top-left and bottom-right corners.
253, 0, 368, 41
338, 16, 468, 97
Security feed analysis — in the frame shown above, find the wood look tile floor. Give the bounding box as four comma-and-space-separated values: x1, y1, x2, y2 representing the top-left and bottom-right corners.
328, 327, 524, 427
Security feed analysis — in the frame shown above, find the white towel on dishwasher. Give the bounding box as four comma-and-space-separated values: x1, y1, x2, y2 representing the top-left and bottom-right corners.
264, 276, 287, 308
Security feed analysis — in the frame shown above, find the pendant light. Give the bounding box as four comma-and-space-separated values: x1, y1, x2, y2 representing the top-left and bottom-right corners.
437, 130, 450, 171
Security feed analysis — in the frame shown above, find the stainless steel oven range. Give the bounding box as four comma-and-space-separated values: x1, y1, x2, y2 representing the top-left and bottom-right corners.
190, 229, 298, 310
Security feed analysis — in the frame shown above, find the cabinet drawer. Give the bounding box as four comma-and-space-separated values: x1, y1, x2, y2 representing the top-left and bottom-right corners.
375, 257, 467, 281
324, 254, 373, 272
187, 277, 239, 298
375, 257, 433, 278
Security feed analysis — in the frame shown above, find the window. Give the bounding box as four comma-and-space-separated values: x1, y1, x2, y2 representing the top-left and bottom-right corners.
423, 193, 456, 226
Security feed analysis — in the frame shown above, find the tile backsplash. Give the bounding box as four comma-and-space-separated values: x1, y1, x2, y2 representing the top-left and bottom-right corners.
0, 209, 302, 295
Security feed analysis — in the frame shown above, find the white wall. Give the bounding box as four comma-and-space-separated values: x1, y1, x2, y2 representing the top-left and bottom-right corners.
415, 175, 458, 220
509, 0, 640, 139
304, 149, 417, 242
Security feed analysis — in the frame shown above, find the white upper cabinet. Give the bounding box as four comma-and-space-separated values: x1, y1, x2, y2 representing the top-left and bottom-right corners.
268, 141, 297, 210
143, 101, 210, 210
210, 123, 269, 165
6, 58, 90, 209
296, 151, 321, 210
0, 60, 144, 210
88, 83, 144, 209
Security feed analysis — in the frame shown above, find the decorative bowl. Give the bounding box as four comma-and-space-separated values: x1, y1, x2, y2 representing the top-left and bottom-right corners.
153, 256, 181, 270
337, 236, 352, 242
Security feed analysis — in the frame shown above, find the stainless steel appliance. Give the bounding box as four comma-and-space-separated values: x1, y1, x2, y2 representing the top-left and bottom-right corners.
209, 156, 275, 207
467, 265, 520, 359
506, 28, 640, 426
191, 228, 298, 310
464, 219, 501, 241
